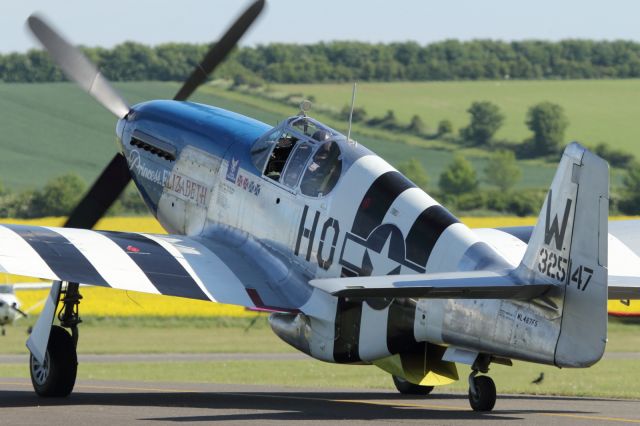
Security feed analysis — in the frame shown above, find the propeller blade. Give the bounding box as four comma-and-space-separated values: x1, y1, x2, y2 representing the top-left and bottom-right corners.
173, 0, 265, 101
10, 303, 28, 318
64, 154, 132, 229
27, 14, 130, 118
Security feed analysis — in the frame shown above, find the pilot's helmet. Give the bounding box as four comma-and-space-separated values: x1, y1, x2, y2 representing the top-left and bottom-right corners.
315, 141, 334, 162
311, 129, 331, 142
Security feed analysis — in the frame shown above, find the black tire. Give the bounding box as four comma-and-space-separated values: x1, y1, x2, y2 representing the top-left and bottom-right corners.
29, 326, 77, 397
392, 375, 434, 396
468, 375, 496, 412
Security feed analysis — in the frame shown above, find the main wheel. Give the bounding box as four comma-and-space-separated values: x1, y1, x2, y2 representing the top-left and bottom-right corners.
29, 325, 77, 397
392, 375, 434, 396
468, 375, 496, 412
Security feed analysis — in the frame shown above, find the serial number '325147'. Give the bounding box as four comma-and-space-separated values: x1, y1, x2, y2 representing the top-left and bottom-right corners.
537, 247, 593, 291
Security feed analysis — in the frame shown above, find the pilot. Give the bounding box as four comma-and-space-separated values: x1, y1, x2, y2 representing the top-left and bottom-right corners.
308, 140, 333, 172
302, 140, 340, 196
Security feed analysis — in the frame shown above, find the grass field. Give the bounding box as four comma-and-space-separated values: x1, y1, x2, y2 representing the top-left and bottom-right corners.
0, 357, 638, 398
270, 80, 640, 152
0, 81, 284, 191
3, 316, 639, 354
202, 83, 563, 189
0, 317, 289, 355
2, 80, 638, 194
1, 317, 640, 398
0, 81, 562, 192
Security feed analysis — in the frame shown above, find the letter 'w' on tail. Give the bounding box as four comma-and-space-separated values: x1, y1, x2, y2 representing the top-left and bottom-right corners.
544, 193, 572, 251
518, 142, 609, 367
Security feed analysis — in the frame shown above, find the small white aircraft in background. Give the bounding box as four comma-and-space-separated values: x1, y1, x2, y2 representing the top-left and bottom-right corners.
0, 285, 26, 334
0, 282, 55, 335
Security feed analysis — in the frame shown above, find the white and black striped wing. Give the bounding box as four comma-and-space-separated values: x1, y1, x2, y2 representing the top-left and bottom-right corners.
0, 224, 308, 311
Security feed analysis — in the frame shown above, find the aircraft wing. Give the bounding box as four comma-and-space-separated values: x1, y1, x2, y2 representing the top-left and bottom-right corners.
495, 220, 640, 300
0, 224, 311, 312
608, 276, 640, 299
310, 270, 553, 300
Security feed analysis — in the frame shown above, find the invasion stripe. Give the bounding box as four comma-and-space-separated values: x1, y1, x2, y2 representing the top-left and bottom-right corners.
380, 187, 438, 237
358, 302, 392, 361
0, 225, 59, 280
405, 205, 459, 267
4, 224, 108, 286
351, 171, 415, 239
386, 298, 419, 354
335, 170, 413, 363
99, 231, 209, 301
425, 223, 481, 272
142, 233, 215, 301
329, 155, 394, 237
48, 227, 160, 294
333, 298, 363, 363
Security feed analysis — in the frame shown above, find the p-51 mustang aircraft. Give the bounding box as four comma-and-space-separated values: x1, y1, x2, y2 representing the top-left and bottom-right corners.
2, 0, 640, 412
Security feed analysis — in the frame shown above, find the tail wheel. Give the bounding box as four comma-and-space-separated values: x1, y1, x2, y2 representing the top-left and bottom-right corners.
30, 325, 77, 397
468, 375, 496, 412
392, 375, 434, 396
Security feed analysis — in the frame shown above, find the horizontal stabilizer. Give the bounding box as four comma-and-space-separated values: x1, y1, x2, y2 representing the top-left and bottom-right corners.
489, 221, 640, 301
608, 276, 640, 299
310, 270, 552, 300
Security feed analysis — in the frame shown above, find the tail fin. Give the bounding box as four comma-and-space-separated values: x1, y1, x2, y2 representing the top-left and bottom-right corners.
519, 142, 609, 367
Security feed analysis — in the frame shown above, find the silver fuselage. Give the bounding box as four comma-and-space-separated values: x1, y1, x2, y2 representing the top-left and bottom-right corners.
119, 103, 595, 368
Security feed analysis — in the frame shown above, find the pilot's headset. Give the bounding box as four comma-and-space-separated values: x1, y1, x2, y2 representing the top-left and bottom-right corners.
311, 130, 331, 142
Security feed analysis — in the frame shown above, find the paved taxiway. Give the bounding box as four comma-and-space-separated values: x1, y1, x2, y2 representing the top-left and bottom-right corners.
0, 378, 639, 425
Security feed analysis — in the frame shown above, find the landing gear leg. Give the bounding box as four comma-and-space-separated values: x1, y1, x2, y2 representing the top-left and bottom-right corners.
467, 356, 496, 412
57, 282, 82, 347
28, 282, 81, 397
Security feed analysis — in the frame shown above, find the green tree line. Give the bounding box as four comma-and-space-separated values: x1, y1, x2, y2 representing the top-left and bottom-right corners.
5, 39, 640, 83
398, 149, 640, 216
0, 174, 148, 219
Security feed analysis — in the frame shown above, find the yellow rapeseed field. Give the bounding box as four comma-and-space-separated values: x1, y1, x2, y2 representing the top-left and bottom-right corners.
3, 215, 640, 316
460, 215, 638, 228
15, 287, 256, 318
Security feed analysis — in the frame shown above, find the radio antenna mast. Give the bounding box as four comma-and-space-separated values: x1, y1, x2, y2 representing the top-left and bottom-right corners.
346, 82, 357, 145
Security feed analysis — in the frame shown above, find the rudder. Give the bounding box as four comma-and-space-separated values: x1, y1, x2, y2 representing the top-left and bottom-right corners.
518, 142, 609, 367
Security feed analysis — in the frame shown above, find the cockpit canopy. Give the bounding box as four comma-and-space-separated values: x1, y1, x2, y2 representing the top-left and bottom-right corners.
251, 116, 344, 197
